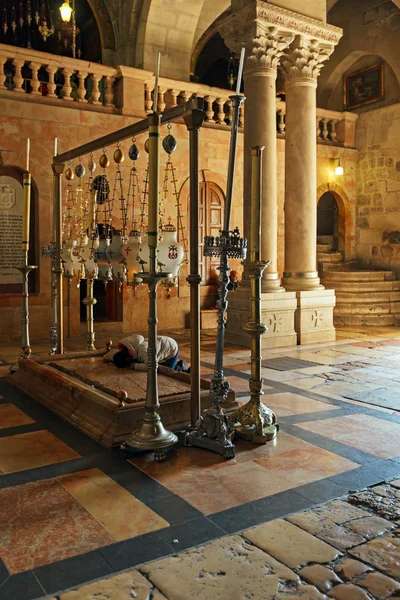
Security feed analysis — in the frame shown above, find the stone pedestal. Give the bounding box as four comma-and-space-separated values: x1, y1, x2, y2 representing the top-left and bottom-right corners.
226, 287, 297, 349
294, 289, 336, 345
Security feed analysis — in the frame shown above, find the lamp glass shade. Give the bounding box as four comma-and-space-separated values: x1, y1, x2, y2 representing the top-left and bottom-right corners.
60, 0, 72, 22
158, 224, 184, 277
335, 165, 344, 176
121, 230, 142, 280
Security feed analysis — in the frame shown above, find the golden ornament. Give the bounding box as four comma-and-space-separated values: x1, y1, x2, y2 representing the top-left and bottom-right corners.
99, 153, 110, 169
65, 167, 74, 181
144, 138, 149, 154
113, 147, 125, 164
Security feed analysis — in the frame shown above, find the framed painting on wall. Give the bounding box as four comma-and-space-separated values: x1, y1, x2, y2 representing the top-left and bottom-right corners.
344, 64, 384, 109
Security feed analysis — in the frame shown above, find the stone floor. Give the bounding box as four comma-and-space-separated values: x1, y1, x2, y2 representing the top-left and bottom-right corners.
0, 326, 400, 599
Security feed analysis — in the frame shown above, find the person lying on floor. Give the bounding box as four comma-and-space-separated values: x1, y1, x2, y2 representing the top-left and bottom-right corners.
110, 333, 190, 372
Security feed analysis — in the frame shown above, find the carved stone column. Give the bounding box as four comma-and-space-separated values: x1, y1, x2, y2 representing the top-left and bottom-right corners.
281, 35, 338, 343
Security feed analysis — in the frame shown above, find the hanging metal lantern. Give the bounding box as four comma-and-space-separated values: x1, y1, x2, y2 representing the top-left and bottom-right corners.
128, 143, 140, 161
113, 147, 124, 164
65, 167, 74, 181
158, 222, 184, 278
162, 134, 177, 155
75, 163, 86, 179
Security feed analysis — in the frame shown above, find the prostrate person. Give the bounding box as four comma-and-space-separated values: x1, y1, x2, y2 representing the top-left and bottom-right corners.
110, 333, 189, 372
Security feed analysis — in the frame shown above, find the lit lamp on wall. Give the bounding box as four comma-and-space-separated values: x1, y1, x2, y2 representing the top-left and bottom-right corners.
332, 158, 344, 176
59, 0, 77, 59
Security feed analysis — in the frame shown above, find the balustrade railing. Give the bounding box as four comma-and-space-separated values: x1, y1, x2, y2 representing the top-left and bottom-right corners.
0, 43, 357, 146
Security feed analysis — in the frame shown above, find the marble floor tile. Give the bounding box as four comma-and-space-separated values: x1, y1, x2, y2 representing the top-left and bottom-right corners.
131, 433, 357, 514
296, 414, 400, 459
0, 403, 35, 429
0, 430, 81, 474
253, 445, 359, 488
0, 478, 114, 573
58, 468, 169, 540
293, 365, 342, 375
226, 376, 250, 393
261, 392, 337, 417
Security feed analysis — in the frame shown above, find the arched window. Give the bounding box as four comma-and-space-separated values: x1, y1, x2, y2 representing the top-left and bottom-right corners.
199, 181, 225, 285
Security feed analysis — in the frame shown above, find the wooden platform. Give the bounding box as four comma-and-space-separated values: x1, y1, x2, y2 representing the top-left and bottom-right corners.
7, 356, 238, 447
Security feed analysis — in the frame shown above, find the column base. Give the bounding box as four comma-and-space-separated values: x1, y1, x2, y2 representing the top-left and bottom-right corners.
226, 288, 297, 349
294, 289, 336, 345
282, 271, 323, 291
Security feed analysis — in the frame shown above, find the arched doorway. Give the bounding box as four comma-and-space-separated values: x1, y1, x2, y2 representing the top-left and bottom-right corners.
199, 181, 225, 285
317, 191, 339, 251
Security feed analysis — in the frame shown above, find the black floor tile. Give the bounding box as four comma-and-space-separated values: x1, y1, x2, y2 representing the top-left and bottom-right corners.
367, 459, 400, 480
294, 478, 348, 504
34, 550, 114, 596
99, 531, 172, 571
146, 493, 202, 525
157, 516, 226, 552
329, 466, 385, 492
0, 423, 40, 439
0, 571, 45, 600
209, 489, 313, 534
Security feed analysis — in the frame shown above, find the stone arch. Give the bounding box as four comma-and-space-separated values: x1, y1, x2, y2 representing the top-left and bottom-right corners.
135, 0, 214, 80
317, 182, 352, 262
86, 0, 116, 52
190, 4, 231, 76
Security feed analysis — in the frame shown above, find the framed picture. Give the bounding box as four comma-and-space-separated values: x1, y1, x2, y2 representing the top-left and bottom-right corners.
344, 64, 384, 109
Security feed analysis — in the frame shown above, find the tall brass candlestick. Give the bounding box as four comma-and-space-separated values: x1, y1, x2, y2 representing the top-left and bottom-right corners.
124, 111, 178, 460
228, 146, 278, 443
10, 172, 37, 372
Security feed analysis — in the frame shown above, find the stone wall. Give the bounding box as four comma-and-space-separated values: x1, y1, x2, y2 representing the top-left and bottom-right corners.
355, 102, 400, 271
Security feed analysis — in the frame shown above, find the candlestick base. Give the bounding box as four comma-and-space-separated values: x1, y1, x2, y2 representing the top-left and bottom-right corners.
185, 407, 236, 459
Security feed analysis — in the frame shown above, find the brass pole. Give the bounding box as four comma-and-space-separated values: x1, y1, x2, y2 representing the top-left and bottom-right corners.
183, 104, 204, 426
124, 112, 177, 460
52, 162, 65, 354
229, 146, 278, 443
83, 278, 96, 350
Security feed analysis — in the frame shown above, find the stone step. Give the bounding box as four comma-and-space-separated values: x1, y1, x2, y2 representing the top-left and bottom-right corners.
334, 314, 395, 327
324, 281, 394, 292
334, 292, 392, 304
393, 281, 400, 291
316, 243, 332, 253
335, 303, 391, 315
317, 252, 343, 263
319, 261, 361, 273
317, 235, 334, 245
323, 270, 395, 282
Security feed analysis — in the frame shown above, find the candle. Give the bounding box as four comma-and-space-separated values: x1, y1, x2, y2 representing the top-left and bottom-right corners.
236, 47, 245, 95
250, 146, 264, 257
153, 51, 161, 113
22, 172, 32, 251
26, 138, 30, 172
54, 137, 58, 157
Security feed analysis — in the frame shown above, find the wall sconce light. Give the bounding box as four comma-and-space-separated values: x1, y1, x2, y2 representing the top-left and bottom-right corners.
331, 158, 344, 176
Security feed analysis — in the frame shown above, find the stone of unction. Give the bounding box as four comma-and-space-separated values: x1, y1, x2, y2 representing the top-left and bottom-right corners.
140, 536, 301, 600
57, 570, 166, 599
243, 519, 340, 569
297, 565, 342, 592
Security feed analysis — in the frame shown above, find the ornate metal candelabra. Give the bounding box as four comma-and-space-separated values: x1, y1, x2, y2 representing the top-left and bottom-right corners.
9, 250, 37, 372
42, 242, 57, 354
228, 147, 278, 443
185, 94, 246, 459
124, 111, 178, 461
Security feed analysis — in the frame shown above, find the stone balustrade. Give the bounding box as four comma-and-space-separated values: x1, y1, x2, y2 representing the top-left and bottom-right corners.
0, 43, 357, 147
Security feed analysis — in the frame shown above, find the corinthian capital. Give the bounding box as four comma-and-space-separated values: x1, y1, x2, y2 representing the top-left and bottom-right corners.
246, 27, 294, 72
281, 36, 334, 84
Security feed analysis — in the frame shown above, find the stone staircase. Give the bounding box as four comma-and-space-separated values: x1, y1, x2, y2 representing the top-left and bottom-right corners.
317, 236, 400, 326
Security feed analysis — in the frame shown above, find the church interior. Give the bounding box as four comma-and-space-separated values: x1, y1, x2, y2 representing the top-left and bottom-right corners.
1, 0, 400, 598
